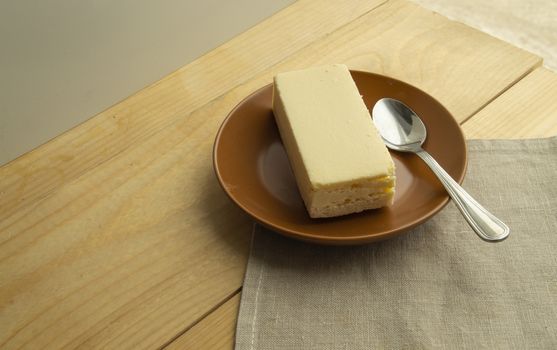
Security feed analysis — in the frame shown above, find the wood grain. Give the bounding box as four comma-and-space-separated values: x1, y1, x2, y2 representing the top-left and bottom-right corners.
165, 293, 241, 350
0, 1, 543, 349
195, 0, 542, 124
462, 67, 557, 138
0, 0, 387, 227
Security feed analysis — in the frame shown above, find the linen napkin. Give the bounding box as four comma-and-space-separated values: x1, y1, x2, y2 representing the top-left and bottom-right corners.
235, 137, 557, 350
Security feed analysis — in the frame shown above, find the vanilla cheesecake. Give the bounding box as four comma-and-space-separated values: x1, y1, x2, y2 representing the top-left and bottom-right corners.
272, 64, 395, 218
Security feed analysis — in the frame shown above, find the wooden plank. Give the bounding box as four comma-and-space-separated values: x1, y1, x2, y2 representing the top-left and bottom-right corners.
462, 67, 557, 138
165, 293, 241, 350
0, 1, 542, 349
0, 0, 387, 227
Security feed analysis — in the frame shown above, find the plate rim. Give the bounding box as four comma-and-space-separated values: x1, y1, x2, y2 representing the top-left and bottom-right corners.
213, 70, 467, 245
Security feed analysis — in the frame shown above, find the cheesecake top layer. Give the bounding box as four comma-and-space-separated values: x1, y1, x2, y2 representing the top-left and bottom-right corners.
273, 64, 394, 189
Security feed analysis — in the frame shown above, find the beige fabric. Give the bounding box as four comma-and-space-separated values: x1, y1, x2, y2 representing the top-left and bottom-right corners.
236, 137, 557, 350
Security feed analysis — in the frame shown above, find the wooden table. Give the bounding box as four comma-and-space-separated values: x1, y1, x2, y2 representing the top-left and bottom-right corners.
1, 1, 556, 348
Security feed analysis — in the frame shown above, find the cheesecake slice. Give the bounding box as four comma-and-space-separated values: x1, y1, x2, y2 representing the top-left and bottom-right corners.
272, 64, 395, 218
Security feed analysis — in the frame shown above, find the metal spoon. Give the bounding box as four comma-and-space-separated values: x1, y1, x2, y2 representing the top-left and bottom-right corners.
372, 98, 509, 242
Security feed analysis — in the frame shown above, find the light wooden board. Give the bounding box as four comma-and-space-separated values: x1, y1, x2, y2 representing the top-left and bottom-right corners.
0, 1, 543, 349
0, 0, 387, 228
165, 293, 241, 350
463, 67, 557, 138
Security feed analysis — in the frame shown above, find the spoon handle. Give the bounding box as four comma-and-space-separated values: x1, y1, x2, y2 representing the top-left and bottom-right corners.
416, 150, 510, 242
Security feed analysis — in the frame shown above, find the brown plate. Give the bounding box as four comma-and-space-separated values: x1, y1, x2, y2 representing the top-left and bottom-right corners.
213, 71, 466, 245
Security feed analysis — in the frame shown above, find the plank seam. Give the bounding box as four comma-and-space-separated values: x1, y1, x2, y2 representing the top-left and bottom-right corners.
159, 288, 242, 350
460, 60, 543, 126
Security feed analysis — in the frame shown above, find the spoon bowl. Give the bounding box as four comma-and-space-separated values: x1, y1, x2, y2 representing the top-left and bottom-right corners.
372, 98, 510, 242
373, 98, 427, 151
